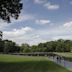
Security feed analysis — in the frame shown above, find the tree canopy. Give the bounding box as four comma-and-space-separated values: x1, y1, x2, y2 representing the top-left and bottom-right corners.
0, 31, 2, 40
0, 39, 72, 53
0, 0, 23, 22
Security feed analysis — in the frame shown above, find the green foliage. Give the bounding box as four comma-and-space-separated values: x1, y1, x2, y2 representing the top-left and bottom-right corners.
31, 45, 38, 52
0, 31, 2, 40
0, 39, 72, 53
20, 43, 31, 53
0, 39, 19, 53
30, 39, 72, 52
0, 40, 4, 52
0, 0, 23, 22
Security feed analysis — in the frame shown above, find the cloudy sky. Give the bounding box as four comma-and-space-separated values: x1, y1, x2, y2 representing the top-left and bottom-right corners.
0, 0, 72, 45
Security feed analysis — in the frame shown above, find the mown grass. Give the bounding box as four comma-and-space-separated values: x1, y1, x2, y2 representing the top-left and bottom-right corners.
0, 54, 71, 72
54, 52, 72, 58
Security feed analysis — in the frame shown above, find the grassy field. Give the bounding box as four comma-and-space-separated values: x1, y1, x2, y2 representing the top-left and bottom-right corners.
54, 52, 72, 58
0, 54, 71, 72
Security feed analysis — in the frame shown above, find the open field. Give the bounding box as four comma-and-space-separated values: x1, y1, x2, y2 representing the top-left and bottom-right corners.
0, 54, 71, 72
54, 53, 72, 58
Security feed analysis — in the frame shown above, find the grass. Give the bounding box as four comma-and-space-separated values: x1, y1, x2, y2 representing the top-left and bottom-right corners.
0, 54, 71, 72
54, 52, 72, 58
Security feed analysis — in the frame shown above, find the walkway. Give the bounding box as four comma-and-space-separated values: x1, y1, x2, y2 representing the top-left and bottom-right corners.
49, 56, 72, 71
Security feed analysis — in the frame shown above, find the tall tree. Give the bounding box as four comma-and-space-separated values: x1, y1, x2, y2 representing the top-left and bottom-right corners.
20, 43, 30, 53
0, 40, 4, 52
0, 31, 2, 40
0, 0, 23, 22
3, 40, 19, 53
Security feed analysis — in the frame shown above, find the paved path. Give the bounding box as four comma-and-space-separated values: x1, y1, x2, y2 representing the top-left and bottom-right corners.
49, 56, 72, 71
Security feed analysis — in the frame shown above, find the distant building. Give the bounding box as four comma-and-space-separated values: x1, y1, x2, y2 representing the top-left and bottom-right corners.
0, 31, 2, 40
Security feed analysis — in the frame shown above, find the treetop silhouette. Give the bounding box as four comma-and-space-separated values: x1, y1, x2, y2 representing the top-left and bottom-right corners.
0, 0, 23, 23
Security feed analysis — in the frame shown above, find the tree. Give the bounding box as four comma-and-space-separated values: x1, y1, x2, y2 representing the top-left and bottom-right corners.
3, 40, 20, 53
31, 45, 38, 52
0, 0, 23, 22
38, 43, 47, 52
64, 40, 71, 52
56, 39, 65, 52
0, 31, 2, 40
20, 43, 31, 53
45, 42, 54, 52
0, 31, 3, 52
0, 40, 4, 52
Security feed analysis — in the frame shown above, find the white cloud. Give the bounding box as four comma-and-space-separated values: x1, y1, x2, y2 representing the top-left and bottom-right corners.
11, 14, 34, 23
31, 34, 40, 39
3, 26, 50, 45
0, 19, 9, 30
34, 0, 59, 10
44, 2, 60, 10
63, 21, 72, 29
3, 28, 37, 45
70, 1, 72, 4
3, 24, 72, 45
35, 19, 50, 25
0, 14, 34, 30
3, 27, 45, 45
3, 20, 72, 45
34, 0, 46, 4
52, 35, 72, 40
18, 14, 34, 21
4, 27, 33, 38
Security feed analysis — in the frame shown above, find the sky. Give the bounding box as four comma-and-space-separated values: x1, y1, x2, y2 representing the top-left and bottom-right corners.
0, 0, 72, 45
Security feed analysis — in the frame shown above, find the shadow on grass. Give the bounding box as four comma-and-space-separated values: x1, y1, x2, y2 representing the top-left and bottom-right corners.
0, 61, 71, 72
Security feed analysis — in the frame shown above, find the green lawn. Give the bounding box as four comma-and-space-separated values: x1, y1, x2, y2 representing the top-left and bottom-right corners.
0, 54, 71, 72
54, 52, 72, 58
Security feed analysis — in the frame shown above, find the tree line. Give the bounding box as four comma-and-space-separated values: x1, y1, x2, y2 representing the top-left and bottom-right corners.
0, 39, 72, 54
0, 39, 20, 53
